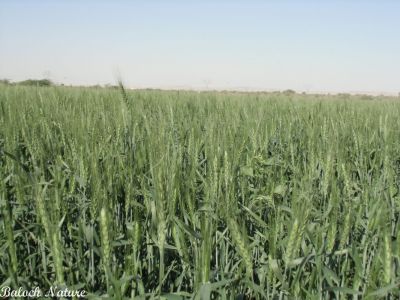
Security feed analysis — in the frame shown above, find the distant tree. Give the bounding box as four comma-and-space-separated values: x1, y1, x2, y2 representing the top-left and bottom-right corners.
0, 79, 10, 85
17, 79, 54, 87
283, 89, 296, 95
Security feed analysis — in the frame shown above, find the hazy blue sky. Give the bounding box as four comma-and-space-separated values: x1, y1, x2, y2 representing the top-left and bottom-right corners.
1, 1, 399, 94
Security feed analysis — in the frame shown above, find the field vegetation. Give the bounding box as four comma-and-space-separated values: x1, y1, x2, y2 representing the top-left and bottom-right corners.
0, 84, 399, 298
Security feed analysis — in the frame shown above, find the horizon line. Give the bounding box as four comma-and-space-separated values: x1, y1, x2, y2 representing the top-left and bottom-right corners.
2, 78, 399, 97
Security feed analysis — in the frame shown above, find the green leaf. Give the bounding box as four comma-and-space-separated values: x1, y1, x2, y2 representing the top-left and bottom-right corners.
326, 287, 361, 295
366, 282, 400, 298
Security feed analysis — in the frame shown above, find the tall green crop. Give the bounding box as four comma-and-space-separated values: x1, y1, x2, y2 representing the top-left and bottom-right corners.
0, 84, 399, 298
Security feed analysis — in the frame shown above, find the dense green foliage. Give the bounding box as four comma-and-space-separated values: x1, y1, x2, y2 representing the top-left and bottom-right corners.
0, 85, 399, 298
0, 79, 54, 87
17, 79, 54, 87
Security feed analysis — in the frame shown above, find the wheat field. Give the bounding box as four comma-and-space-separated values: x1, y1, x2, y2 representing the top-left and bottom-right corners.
0, 84, 399, 299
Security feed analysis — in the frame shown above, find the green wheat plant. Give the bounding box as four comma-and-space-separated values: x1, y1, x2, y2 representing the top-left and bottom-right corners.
0, 84, 399, 298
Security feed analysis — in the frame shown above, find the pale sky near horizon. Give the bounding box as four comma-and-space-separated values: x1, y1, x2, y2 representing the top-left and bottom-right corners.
0, 1, 399, 94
